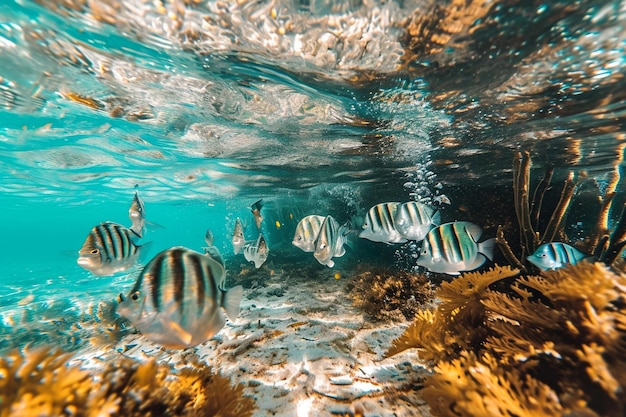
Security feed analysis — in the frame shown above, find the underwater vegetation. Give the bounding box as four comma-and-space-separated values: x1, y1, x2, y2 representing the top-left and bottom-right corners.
347, 267, 435, 322
386, 263, 626, 417
0, 347, 256, 417
0, 298, 131, 356
497, 150, 626, 273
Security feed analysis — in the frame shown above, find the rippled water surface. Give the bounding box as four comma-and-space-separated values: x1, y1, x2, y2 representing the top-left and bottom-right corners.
2, 0, 626, 350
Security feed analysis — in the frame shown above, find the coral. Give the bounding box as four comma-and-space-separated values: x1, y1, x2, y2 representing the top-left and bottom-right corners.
386, 262, 626, 417
347, 267, 435, 322
0, 347, 257, 417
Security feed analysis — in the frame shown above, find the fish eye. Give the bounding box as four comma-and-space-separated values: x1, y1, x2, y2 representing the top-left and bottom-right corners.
117, 293, 126, 303
130, 291, 141, 301
297, 236, 302, 241
90, 248, 99, 254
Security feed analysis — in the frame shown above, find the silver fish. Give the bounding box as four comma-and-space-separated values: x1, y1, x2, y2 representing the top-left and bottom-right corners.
232, 218, 245, 254
415, 221, 495, 275
117, 246, 243, 349
527, 242, 587, 271
128, 191, 145, 238
292, 215, 326, 252
359, 202, 407, 244
394, 202, 440, 241
243, 234, 269, 268
250, 199, 264, 230
314, 215, 347, 268
77, 221, 142, 276
202, 228, 225, 272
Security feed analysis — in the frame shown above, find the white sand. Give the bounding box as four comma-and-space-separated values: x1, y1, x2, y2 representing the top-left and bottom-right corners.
76, 265, 431, 416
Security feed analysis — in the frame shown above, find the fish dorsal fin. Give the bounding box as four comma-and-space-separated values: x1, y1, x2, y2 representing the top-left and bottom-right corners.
222, 285, 244, 321
461, 222, 483, 241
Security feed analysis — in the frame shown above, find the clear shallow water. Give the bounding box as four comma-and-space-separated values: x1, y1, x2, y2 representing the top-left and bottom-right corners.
1, 0, 626, 351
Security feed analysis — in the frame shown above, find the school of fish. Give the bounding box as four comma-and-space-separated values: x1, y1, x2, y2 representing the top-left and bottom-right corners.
77, 192, 590, 350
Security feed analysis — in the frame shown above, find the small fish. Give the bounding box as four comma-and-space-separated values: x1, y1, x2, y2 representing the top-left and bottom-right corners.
415, 221, 495, 275
359, 202, 407, 244
314, 215, 347, 268
77, 221, 142, 276
527, 242, 587, 271
394, 201, 440, 241
204, 228, 214, 247
250, 199, 264, 230
128, 191, 145, 238
232, 218, 245, 254
202, 228, 225, 271
292, 215, 326, 252
243, 234, 269, 268
117, 246, 243, 349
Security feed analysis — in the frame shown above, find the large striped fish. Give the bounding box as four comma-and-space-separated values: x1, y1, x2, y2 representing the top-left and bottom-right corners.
314, 215, 348, 268
117, 246, 244, 349
292, 215, 326, 252
359, 202, 407, 244
77, 221, 142, 276
415, 221, 495, 275
394, 201, 440, 241
527, 242, 587, 270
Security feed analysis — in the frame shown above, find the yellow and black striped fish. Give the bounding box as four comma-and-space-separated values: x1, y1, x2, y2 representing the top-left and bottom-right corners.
359, 202, 407, 244
415, 221, 495, 275
77, 221, 142, 276
292, 214, 326, 252
117, 246, 243, 349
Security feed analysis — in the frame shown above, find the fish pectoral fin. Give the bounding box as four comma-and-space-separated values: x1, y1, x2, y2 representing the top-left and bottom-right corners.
163, 319, 193, 347
466, 254, 488, 271
223, 285, 244, 321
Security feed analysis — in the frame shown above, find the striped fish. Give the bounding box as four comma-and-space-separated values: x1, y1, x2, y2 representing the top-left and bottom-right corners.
415, 221, 495, 275
394, 202, 440, 241
314, 215, 347, 268
243, 234, 269, 268
117, 246, 243, 349
359, 202, 407, 244
232, 217, 245, 254
128, 191, 145, 238
527, 242, 587, 271
292, 215, 326, 252
77, 221, 142, 276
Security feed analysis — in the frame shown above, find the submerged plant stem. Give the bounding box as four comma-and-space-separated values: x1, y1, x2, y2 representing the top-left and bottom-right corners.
514, 151, 539, 257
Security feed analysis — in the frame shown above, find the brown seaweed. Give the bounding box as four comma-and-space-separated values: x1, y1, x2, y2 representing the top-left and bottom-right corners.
347, 267, 435, 322
0, 347, 257, 417
386, 262, 626, 417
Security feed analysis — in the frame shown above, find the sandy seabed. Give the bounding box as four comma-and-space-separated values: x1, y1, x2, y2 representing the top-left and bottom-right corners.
71, 265, 431, 417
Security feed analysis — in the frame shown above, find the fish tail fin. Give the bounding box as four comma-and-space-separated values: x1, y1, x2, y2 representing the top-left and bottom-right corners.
479, 238, 496, 261
432, 210, 441, 227
138, 241, 154, 262
250, 199, 264, 212
223, 285, 244, 321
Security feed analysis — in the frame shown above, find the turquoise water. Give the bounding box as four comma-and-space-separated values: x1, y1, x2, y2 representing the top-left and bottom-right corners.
1, 1, 626, 412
